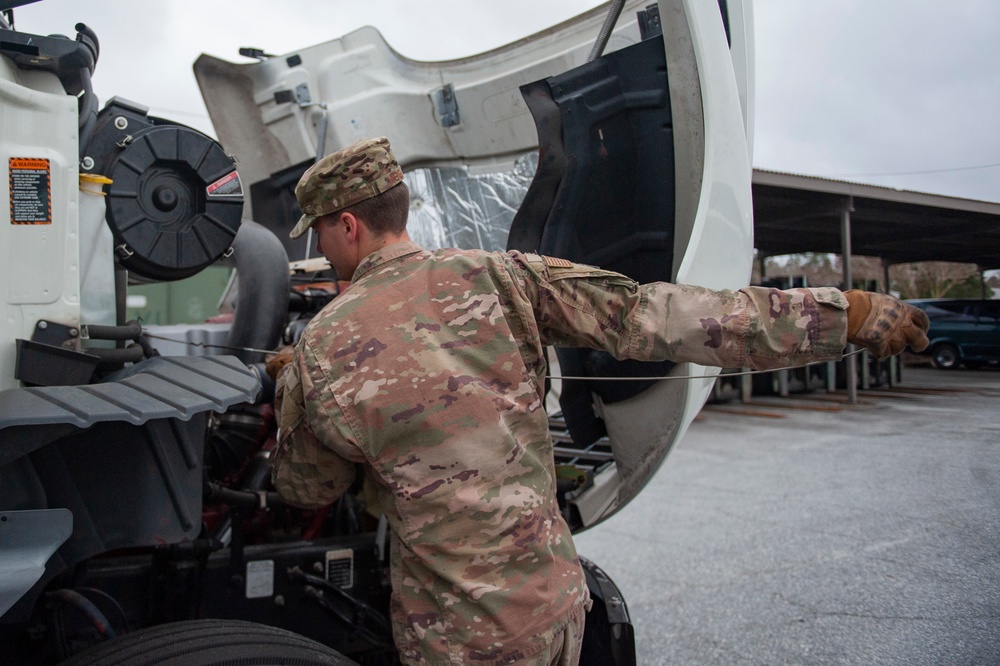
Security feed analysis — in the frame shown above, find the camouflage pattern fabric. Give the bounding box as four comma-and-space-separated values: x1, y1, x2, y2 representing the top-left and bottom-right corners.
273, 242, 849, 665
289, 136, 404, 239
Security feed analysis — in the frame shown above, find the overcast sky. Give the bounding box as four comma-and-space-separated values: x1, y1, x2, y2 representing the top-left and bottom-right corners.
13, 0, 1000, 203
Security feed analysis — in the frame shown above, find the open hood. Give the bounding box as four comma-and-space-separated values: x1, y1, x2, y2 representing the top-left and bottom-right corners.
194, 0, 755, 532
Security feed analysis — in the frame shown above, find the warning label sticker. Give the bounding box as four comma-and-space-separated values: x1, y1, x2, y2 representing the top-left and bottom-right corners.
206, 170, 243, 197
245, 559, 274, 599
10, 157, 51, 225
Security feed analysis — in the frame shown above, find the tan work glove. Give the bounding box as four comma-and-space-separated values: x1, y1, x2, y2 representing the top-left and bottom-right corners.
265, 345, 295, 381
844, 290, 930, 359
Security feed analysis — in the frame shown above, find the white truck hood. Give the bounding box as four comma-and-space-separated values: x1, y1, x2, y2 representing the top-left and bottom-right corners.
194, 0, 755, 532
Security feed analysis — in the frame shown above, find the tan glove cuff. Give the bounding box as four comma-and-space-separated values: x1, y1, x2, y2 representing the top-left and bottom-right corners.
844, 290, 872, 342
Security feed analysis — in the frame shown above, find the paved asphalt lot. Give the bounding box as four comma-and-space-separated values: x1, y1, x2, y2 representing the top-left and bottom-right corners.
574, 365, 1000, 665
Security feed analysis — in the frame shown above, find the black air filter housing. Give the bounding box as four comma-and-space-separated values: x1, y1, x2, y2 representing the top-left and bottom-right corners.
85, 100, 244, 281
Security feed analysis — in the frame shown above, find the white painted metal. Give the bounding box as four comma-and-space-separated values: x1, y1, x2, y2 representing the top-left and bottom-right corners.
196, 1, 650, 220
0, 59, 81, 391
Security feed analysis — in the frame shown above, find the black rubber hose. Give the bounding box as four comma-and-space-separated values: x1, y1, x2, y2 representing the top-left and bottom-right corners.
288, 567, 392, 638
47, 588, 117, 639
204, 481, 285, 509
218, 220, 290, 365
251, 363, 276, 405
74, 22, 100, 64
88, 343, 144, 367
241, 450, 273, 491
86, 320, 142, 341
75, 587, 130, 633
137, 333, 160, 359
76, 66, 99, 159
114, 267, 127, 327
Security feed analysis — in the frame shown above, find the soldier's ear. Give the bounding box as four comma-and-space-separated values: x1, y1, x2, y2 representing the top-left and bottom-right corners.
339, 211, 359, 240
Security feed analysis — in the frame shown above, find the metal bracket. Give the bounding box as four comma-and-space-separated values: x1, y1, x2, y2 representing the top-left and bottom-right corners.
274, 83, 314, 107
238, 47, 275, 61
434, 84, 460, 128
31, 320, 79, 348
638, 3, 662, 40
295, 83, 313, 107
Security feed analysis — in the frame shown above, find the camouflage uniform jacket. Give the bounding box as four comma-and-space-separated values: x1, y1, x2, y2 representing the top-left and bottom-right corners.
273, 241, 848, 665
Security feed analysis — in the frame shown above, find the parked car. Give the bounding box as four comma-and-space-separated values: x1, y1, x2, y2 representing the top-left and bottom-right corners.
906, 299, 1000, 369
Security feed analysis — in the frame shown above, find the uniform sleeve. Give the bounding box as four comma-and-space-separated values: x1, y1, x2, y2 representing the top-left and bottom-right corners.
272, 343, 357, 509
509, 252, 849, 370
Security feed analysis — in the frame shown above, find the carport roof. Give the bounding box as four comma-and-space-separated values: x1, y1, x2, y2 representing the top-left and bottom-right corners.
752, 169, 1000, 269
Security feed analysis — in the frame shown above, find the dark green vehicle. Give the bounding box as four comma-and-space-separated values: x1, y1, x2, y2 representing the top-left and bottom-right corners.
906, 299, 1000, 369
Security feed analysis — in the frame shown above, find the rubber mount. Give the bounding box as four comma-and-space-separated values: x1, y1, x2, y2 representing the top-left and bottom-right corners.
104, 125, 244, 281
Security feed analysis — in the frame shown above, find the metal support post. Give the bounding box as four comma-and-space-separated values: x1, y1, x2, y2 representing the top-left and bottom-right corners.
846, 352, 859, 405
841, 202, 858, 405
884, 258, 900, 386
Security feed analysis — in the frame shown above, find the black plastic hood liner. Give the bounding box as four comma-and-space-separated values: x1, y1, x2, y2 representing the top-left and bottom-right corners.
0, 1, 42, 10
508, 35, 676, 445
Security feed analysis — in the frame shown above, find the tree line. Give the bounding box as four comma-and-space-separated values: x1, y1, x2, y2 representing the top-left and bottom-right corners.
753, 253, 997, 299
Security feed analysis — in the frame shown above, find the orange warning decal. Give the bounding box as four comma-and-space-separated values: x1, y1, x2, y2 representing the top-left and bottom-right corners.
9, 157, 52, 225
10, 158, 49, 170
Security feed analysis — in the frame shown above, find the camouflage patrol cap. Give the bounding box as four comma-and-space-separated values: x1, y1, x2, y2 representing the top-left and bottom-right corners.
289, 136, 404, 239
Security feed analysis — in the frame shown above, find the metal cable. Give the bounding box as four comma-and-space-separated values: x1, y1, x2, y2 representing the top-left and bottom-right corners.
588, 0, 628, 62
143, 332, 276, 356
549, 349, 866, 381
142, 330, 865, 383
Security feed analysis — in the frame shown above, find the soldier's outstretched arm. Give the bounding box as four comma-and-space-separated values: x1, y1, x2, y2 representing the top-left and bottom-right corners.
510, 253, 925, 370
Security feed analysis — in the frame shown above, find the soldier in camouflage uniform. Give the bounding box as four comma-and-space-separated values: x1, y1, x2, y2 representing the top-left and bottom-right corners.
272, 136, 930, 665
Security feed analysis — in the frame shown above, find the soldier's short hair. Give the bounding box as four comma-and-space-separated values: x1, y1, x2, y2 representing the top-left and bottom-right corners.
343, 181, 409, 236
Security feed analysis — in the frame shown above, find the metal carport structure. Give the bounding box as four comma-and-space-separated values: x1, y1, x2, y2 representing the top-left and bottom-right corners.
751, 169, 1000, 402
